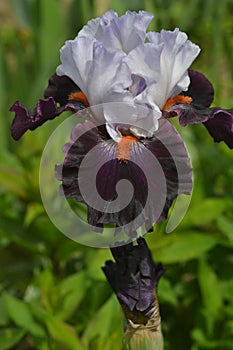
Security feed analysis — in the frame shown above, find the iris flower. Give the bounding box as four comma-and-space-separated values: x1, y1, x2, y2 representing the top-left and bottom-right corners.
10, 10, 233, 235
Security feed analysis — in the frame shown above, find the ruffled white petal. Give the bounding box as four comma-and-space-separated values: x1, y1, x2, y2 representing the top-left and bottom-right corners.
57, 36, 132, 106
79, 10, 153, 53
103, 102, 161, 142
56, 36, 95, 94
78, 10, 117, 38
86, 44, 132, 105
148, 28, 200, 107
56, 14, 200, 143
126, 28, 200, 109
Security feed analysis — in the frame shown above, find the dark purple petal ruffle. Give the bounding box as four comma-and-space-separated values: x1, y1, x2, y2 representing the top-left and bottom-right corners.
44, 74, 81, 106
56, 119, 192, 235
204, 109, 233, 149
184, 70, 214, 107
163, 70, 216, 126
163, 70, 233, 148
10, 97, 81, 140
10, 74, 85, 140
166, 105, 233, 148
102, 238, 165, 323
165, 104, 219, 126
142, 118, 192, 223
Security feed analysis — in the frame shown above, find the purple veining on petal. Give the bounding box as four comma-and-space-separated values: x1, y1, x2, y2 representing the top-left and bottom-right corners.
130, 74, 147, 96
56, 118, 192, 235
143, 118, 192, 222
56, 123, 150, 235
102, 238, 165, 323
164, 104, 218, 126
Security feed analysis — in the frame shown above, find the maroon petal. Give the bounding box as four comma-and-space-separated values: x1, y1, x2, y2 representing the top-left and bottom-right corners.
166, 105, 233, 148
184, 70, 214, 107
57, 123, 150, 235
163, 71, 215, 126
10, 97, 82, 140
56, 119, 192, 236
102, 238, 165, 323
10, 73, 86, 140
44, 74, 81, 106
141, 118, 192, 223
165, 104, 218, 126
204, 109, 233, 148
163, 70, 233, 148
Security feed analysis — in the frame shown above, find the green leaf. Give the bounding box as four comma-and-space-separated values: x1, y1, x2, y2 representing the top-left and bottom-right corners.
55, 272, 87, 320
198, 259, 223, 333
46, 316, 85, 350
191, 328, 229, 348
0, 295, 9, 326
85, 248, 112, 281
0, 328, 26, 350
30, 304, 85, 350
181, 198, 228, 227
217, 215, 233, 244
149, 231, 218, 264
3, 292, 46, 338
0, 156, 27, 198
24, 202, 45, 226
157, 278, 178, 306
82, 295, 123, 350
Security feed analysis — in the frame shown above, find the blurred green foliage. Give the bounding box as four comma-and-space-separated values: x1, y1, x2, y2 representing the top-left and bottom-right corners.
0, 0, 233, 349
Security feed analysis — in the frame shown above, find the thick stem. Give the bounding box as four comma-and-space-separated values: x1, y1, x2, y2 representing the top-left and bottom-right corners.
123, 322, 163, 350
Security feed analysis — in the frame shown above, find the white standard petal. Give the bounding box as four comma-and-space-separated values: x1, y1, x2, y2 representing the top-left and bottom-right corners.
126, 29, 200, 110
56, 36, 95, 93
78, 10, 118, 39
79, 10, 153, 53
86, 42, 132, 105
147, 28, 201, 108
125, 42, 164, 105
56, 36, 132, 107
108, 10, 154, 53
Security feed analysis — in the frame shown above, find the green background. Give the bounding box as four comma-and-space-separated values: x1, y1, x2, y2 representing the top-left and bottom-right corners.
0, 0, 233, 349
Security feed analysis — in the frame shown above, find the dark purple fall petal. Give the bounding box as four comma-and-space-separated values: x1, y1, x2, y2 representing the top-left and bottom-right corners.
163, 70, 233, 148
163, 70, 216, 125
162, 70, 215, 125
10, 97, 81, 140
184, 70, 214, 107
102, 237, 165, 323
142, 118, 192, 223
10, 74, 86, 140
166, 105, 233, 148
56, 118, 192, 235
204, 109, 233, 149
44, 74, 81, 106
165, 104, 219, 126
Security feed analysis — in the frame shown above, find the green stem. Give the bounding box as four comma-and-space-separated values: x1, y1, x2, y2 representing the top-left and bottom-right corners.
123, 322, 163, 350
